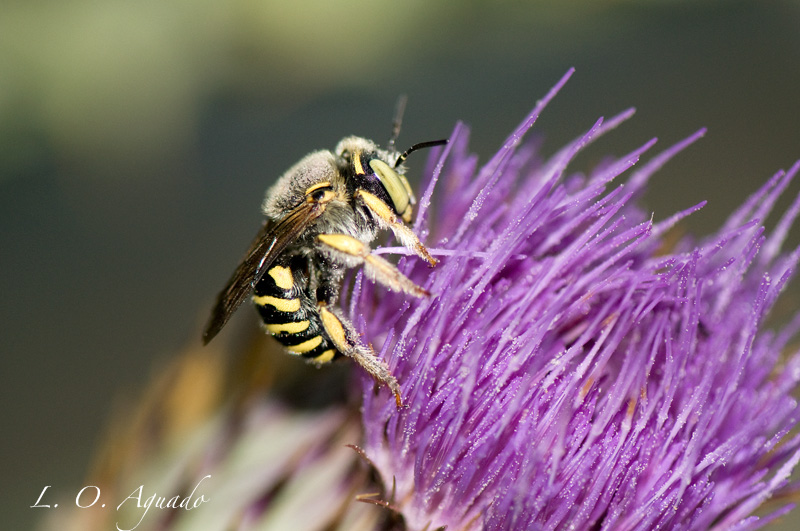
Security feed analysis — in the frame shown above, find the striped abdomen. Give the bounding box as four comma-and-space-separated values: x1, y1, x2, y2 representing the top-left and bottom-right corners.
252, 262, 340, 363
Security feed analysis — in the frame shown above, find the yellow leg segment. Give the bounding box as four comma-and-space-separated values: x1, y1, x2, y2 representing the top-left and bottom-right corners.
356, 190, 438, 266
316, 233, 428, 298
318, 304, 403, 408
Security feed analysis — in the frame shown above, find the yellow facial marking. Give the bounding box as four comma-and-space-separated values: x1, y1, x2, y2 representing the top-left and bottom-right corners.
265, 320, 309, 335
252, 295, 301, 313
352, 151, 365, 175
268, 265, 294, 290
286, 335, 323, 354
319, 306, 348, 351
317, 233, 367, 257
313, 349, 336, 363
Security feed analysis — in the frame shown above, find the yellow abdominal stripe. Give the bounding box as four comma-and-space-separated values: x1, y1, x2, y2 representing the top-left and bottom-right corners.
265, 320, 309, 334
286, 335, 322, 354
313, 349, 336, 363
268, 266, 294, 290
252, 295, 301, 313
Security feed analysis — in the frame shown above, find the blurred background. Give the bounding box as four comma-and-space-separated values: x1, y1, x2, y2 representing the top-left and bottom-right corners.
3, 0, 800, 529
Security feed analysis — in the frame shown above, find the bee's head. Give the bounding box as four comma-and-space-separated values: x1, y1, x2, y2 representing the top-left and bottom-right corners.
262, 135, 446, 224
335, 136, 416, 223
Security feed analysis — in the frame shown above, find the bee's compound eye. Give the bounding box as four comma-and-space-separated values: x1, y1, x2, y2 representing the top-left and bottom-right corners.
368, 158, 414, 220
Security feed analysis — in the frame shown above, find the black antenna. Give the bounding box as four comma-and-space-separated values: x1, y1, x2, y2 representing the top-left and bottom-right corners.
394, 139, 448, 168
388, 95, 407, 152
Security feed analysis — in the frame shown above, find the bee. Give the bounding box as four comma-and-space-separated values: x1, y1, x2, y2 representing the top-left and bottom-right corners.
202, 105, 446, 408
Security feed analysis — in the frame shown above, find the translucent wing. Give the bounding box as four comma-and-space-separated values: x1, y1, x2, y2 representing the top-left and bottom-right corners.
202, 201, 320, 344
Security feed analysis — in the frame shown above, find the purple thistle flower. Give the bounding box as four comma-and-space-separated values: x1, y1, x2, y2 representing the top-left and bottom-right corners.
42, 70, 800, 531
349, 70, 800, 530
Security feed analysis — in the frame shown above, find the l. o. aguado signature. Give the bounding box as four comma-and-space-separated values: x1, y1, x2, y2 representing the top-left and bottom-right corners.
31, 474, 211, 530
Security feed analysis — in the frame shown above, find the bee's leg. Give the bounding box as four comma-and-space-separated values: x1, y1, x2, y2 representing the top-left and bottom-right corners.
317, 303, 403, 408
355, 189, 438, 266
317, 233, 429, 297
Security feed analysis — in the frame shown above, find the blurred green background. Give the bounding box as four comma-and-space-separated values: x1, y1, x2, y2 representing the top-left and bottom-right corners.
3, 0, 800, 529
